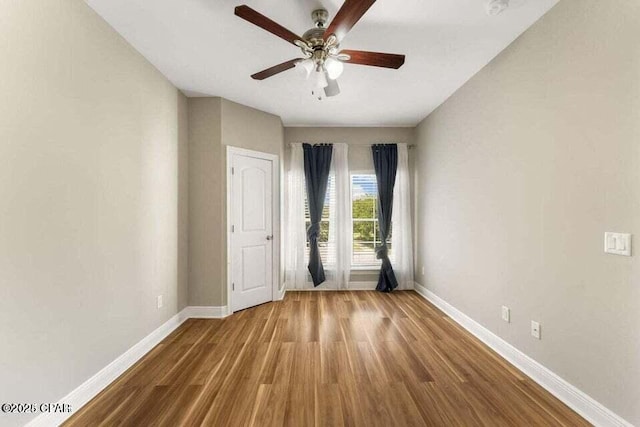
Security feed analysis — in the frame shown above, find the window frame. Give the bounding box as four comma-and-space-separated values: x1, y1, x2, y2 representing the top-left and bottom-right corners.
350, 172, 391, 269
300, 171, 393, 273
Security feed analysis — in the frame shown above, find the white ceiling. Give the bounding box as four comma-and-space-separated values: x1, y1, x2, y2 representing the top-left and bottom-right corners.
86, 0, 558, 127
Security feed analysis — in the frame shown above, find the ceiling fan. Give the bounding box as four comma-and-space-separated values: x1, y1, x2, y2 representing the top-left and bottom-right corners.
234, 1, 405, 99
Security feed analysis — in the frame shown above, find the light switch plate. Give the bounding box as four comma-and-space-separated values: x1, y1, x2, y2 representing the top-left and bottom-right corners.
157, 295, 163, 309
604, 232, 632, 256
501, 306, 510, 323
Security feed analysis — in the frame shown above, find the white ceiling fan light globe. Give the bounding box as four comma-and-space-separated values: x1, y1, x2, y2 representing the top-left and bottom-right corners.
294, 61, 308, 78
295, 58, 314, 79
314, 70, 328, 88
324, 57, 344, 80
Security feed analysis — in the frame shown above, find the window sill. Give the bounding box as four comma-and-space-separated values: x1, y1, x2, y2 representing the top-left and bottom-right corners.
350, 266, 380, 272
302, 265, 380, 273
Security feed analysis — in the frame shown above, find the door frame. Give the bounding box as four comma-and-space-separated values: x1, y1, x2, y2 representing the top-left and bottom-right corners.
226, 145, 280, 314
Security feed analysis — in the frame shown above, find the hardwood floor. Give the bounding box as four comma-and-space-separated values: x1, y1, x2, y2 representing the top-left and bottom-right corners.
65, 291, 589, 426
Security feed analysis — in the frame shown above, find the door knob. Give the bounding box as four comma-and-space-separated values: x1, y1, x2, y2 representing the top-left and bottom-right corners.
266, 235, 273, 241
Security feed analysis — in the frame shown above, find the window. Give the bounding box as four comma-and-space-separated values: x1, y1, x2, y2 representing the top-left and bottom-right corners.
303, 175, 336, 266
301, 173, 392, 271
351, 174, 392, 267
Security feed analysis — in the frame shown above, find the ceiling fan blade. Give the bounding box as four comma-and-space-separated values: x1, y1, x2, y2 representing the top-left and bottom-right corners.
324, 77, 340, 97
235, 5, 302, 46
324, 0, 376, 42
251, 59, 302, 80
339, 49, 405, 69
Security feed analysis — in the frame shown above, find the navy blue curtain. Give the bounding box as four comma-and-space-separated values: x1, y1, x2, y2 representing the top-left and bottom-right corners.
372, 144, 398, 292
303, 143, 333, 286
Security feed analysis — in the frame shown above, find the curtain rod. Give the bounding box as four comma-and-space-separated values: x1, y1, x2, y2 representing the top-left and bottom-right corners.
287, 143, 415, 148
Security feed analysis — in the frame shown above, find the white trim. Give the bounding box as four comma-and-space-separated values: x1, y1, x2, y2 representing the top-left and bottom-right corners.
347, 282, 377, 290
349, 266, 381, 271
226, 145, 279, 161
226, 147, 232, 314
26, 305, 229, 427
276, 286, 287, 301
226, 145, 280, 315
283, 281, 379, 291
183, 305, 231, 319
413, 282, 633, 427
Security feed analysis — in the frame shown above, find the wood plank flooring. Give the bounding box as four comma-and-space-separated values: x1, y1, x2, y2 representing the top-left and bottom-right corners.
64, 291, 590, 426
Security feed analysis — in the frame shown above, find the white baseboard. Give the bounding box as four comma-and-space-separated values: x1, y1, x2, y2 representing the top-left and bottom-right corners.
182, 305, 230, 319
283, 281, 378, 290
413, 283, 632, 427
276, 286, 287, 301
348, 281, 378, 290
26, 305, 229, 427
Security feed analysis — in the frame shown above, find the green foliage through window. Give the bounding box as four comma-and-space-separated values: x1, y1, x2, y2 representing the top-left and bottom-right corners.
351, 174, 391, 266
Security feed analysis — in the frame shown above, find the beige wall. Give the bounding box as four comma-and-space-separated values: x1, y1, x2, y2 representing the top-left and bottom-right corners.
284, 127, 414, 171
414, 0, 640, 423
188, 98, 284, 306
178, 95, 190, 310
0, 1, 189, 426
188, 98, 223, 306
223, 99, 284, 156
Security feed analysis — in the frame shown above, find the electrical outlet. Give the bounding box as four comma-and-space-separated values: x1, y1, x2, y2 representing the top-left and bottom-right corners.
501, 306, 510, 323
531, 321, 541, 339
421, 266, 425, 275
157, 295, 163, 309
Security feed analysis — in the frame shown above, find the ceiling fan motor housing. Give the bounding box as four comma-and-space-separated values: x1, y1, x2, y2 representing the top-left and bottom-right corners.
302, 27, 326, 48
303, 9, 331, 49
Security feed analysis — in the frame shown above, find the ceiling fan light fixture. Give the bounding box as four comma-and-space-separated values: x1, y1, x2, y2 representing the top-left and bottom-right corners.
324, 57, 344, 80
314, 69, 329, 88
295, 58, 315, 78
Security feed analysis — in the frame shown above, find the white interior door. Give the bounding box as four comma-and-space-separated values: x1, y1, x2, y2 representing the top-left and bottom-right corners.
230, 152, 273, 312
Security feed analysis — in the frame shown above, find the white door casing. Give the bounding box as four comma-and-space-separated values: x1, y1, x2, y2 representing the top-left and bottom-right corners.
229, 148, 276, 312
